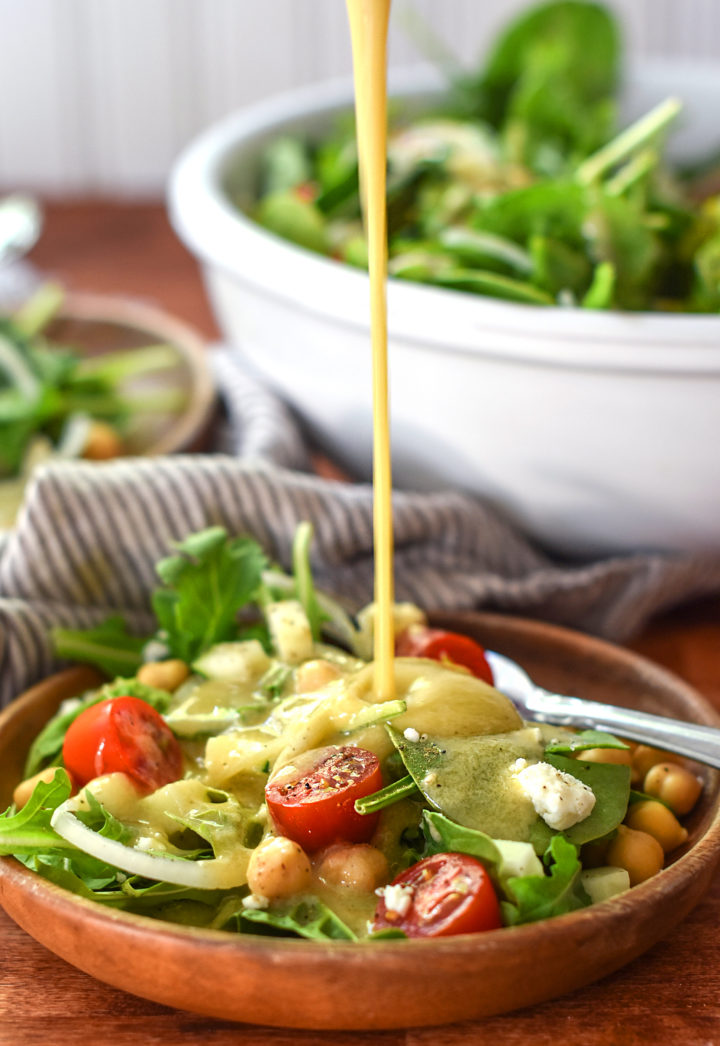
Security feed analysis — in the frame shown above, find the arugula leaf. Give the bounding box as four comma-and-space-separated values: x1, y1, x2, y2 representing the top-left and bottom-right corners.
152, 527, 267, 662
165, 788, 261, 854
0, 771, 138, 890
20, 860, 225, 919
237, 897, 357, 941
99, 677, 172, 711
422, 810, 501, 867
51, 615, 146, 678
0, 769, 75, 855
76, 790, 135, 844
503, 835, 590, 925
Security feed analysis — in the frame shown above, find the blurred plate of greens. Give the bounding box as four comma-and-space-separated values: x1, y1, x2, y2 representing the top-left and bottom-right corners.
250, 0, 720, 314
0, 285, 216, 529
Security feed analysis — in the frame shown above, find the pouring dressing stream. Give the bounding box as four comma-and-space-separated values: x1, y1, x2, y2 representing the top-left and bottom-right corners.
346, 0, 395, 702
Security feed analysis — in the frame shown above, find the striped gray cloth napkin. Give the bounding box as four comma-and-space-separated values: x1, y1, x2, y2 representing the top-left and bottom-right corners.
2, 348, 720, 707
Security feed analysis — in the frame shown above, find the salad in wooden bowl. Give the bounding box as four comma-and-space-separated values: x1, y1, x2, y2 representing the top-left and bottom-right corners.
0, 525, 718, 1027
0, 286, 216, 528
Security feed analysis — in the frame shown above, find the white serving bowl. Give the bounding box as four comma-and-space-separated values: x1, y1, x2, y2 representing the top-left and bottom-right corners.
168, 61, 720, 558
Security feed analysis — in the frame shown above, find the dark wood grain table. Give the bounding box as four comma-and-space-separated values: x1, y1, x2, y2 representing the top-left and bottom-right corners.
1, 200, 719, 1046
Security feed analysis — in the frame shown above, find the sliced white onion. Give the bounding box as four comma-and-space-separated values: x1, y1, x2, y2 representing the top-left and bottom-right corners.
50, 800, 249, 890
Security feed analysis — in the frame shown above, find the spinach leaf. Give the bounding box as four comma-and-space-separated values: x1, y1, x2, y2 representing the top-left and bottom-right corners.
152, 527, 267, 662
546, 752, 631, 845
503, 834, 590, 925
388, 725, 545, 842
475, 0, 620, 157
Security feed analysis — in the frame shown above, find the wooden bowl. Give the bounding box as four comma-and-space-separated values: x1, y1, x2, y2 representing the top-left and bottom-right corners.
48, 292, 217, 456
0, 292, 217, 529
1, 613, 719, 1030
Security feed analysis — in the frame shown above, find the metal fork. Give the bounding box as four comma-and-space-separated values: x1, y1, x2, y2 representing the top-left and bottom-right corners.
486, 650, 720, 769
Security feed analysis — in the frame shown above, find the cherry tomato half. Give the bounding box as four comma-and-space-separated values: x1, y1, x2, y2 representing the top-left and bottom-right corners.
62, 696, 183, 794
373, 852, 502, 938
395, 627, 494, 685
265, 745, 383, 852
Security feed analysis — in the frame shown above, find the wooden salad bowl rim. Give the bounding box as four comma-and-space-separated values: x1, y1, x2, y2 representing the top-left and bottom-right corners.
1, 612, 719, 1030
54, 291, 217, 456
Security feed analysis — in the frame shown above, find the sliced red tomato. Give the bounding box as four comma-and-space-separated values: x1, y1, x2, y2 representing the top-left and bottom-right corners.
372, 852, 502, 938
265, 745, 383, 852
395, 627, 494, 685
62, 696, 183, 794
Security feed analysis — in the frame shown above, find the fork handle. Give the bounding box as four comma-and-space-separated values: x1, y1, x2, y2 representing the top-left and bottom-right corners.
529, 689, 720, 770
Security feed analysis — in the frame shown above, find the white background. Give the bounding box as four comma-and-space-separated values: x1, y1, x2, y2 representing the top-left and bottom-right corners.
0, 0, 718, 194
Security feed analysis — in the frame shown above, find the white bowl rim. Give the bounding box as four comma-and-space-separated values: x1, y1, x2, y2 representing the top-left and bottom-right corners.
168, 59, 720, 374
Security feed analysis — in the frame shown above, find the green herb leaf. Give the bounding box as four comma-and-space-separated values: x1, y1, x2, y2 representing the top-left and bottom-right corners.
152, 527, 267, 662
291, 521, 326, 640
503, 835, 590, 925
354, 774, 419, 815
422, 810, 501, 866
544, 729, 630, 755
546, 752, 631, 846
51, 615, 146, 678
0, 769, 74, 855
231, 897, 357, 941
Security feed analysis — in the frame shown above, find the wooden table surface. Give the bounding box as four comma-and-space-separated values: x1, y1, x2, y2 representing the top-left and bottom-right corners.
2, 200, 720, 1045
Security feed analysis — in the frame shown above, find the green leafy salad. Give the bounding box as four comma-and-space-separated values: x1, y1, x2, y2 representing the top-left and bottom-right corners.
0, 284, 185, 527
248, 0, 720, 313
0, 525, 698, 941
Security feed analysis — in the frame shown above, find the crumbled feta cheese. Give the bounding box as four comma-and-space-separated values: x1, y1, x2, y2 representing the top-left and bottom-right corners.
403, 727, 420, 743
376, 883, 414, 917
512, 758, 528, 771
242, 893, 270, 911
515, 760, 595, 830
423, 771, 438, 788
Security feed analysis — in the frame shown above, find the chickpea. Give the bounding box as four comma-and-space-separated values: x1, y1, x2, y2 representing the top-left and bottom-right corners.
137, 659, 190, 692
578, 747, 632, 767
82, 420, 125, 461
625, 800, 688, 854
294, 659, 342, 693
606, 825, 664, 887
13, 766, 67, 809
643, 763, 702, 816
246, 836, 313, 900
631, 744, 683, 787
315, 843, 389, 893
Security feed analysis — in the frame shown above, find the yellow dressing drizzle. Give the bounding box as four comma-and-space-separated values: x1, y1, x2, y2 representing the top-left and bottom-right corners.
345, 0, 395, 700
